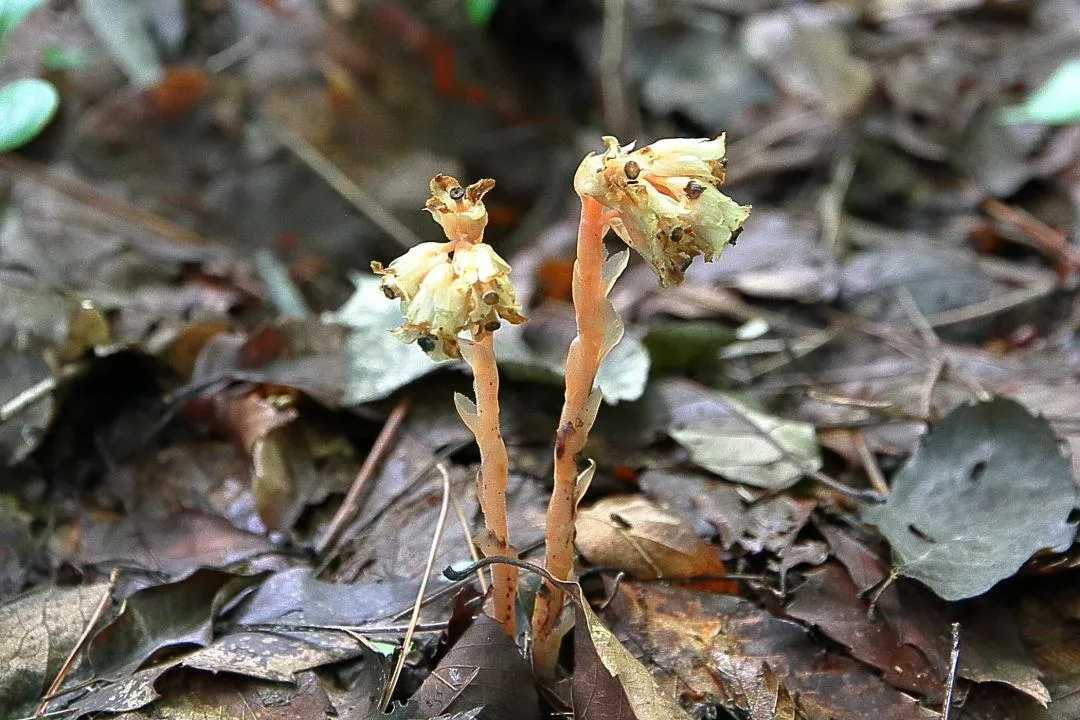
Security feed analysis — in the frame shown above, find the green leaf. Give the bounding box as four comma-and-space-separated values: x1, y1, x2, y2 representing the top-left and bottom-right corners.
0, 78, 58, 151
1000, 60, 1080, 126
642, 320, 735, 372
862, 398, 1077, 601
0, 0, 47, 43
326, 273, 439, 405
667, 385, 822, 490
464, 0, 498, 26
41, 44, 92, 71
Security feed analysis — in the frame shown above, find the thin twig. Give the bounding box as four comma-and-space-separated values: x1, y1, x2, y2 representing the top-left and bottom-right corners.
0, 154, 211, 248
924, 273, 1056, 328
318, 397, 410, 555
37, 571, 118, 715
982, 196, 1080, 273
379, 464, 452, 712
896, 288, 947, 419
896, 288, 940, 351
854, 431, 890, 497
262, 118, 422, 250
0, 363, 86, 424
942, 622, 961, 720
599, 0, 633, 139
236, 621, 448, 635
865, 568, 899, 619
820, 154, 854, 254
449, 491, 488, 594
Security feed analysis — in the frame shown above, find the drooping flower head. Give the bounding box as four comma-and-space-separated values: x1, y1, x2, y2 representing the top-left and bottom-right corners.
371, 175, 525, 361
574, 135, 751, 287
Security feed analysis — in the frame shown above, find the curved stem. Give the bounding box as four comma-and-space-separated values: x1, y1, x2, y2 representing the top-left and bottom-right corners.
532, 195, 607, 677
462, 332, 517, 637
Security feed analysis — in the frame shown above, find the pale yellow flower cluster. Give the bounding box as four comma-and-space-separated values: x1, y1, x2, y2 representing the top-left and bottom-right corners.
574, 135, 751, 287
371, 175, 525, 361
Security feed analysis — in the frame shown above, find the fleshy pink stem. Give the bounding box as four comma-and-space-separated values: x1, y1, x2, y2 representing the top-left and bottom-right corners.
460, 332, 517, 637
532, 195, 607, 677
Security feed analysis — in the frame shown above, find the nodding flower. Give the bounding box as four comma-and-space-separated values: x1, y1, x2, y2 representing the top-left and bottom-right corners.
371, 175, 525, 361
573, 135, 751, 287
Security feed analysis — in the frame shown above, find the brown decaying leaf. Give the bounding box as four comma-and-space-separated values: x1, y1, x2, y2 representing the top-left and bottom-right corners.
818, 523, 889, 594
86, 569, 260, 681
818, 525, 1050, 704
606, 582, 937, 720
182, 630, 369, 683
1020, 595, 1080, 718
65, 662, 179, 716
109, 668, 335, 720
571, 584, 694, 720
413, 614, 538, 720
576, 495, 729, 581
637, 469, 816, 560
786, 563, 942, 698
71, 510, 272, 578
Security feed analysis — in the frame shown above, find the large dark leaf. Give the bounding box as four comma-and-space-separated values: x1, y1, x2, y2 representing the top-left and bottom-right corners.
413, 615, 537, 720
862, 398, 1077, 601
87, 569, 262, 680
232, 567, 423, 626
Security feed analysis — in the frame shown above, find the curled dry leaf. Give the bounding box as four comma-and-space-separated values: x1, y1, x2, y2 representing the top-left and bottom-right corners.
86, 569, 261, 681
576, 495, 729, 582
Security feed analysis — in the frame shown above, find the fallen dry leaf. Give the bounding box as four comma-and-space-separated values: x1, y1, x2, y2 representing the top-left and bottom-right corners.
786, 563, 942, 697
570, 583, 694, 720
863, 399, 1077, 601
605, 582, 938, 720
576, 495, 728, 581
413, 615, 537, 720
0, 583, 111, 718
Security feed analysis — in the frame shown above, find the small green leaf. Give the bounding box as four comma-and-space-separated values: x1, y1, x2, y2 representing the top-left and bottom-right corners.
41, 44, 92, 71
0, 0, 47, 43
999, 59, 1080, 126
643, 320, 735, 372
464, 0, 498, 26
862, 398, 1077, 601
0, 78, 59, 152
